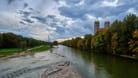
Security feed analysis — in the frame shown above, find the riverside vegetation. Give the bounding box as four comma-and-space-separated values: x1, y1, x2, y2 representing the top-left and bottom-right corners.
0, 32, 50, 56
62, 14, 138, 59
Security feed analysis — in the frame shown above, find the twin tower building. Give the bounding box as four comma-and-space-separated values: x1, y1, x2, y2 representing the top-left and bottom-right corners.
94, 21, 110, 34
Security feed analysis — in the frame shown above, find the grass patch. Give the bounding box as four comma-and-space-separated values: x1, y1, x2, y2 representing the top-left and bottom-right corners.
27, 45, 51, 52
0, 48, 21, 56
0, 45, 51, 57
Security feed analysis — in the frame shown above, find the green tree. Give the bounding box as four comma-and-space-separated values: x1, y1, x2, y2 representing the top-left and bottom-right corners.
84, 34, 92, 49
0, 33, 3, 48
103, 28, 112, 54
19, 41, 27, 51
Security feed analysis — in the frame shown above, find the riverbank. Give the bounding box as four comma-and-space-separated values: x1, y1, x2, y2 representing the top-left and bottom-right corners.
92, 51, 138, 61
27, 45, 51, 52
0, 45, 82, 78
114, 54, 138, 60
0, 45, 51, 58
66, 47, 138, 61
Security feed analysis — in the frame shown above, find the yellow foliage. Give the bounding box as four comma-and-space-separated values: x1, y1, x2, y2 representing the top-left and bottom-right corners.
128, 40, 135, 51
128, 29, 138, 53
113, 41, 118, 48
91, 36, 97, 48
111, 33, 119, 53
85, 39, 88, 47
133, 47, 138, 53
77, 40, 82, 48
112, 33, 118, 40
133, 29, 138, 38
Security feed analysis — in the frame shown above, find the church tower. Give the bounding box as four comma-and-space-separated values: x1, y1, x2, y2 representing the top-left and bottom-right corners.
94, 21, 100, 34
104, 21, 110, 29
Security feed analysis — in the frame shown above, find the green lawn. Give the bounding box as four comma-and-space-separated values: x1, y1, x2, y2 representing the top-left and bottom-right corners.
0, 48, 22, 56
0, 45, 51, 57
27, 45, 51, 52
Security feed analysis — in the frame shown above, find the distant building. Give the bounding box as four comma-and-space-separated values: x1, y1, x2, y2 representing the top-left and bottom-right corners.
94, 21, 100, 34
94, 21, 110, 34
104, 21, 110, 29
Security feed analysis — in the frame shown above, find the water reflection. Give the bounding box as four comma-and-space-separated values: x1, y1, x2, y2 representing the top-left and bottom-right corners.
56, 45, 138, 78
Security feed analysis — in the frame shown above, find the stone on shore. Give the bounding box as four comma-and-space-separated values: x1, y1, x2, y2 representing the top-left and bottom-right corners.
41, 61, 81, 78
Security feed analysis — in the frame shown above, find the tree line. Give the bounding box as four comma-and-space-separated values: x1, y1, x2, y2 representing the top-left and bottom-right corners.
0, 32, 47, 49
61, 14, 138, 58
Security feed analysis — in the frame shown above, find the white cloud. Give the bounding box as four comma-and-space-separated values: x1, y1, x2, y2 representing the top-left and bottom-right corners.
29, 23, 56, 40
0, 0, 138, 41
100, 0, 122, 7
127, 8, 138, 16
58, 1, 68, 7
76, 0, 85, 6
0, 12, 22, 29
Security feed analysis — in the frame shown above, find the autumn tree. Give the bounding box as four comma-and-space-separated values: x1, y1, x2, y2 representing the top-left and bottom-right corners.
128, 29, 138, 57
62, 14, 138, 58
103, 28, 112, 54
111, 33, 119, 54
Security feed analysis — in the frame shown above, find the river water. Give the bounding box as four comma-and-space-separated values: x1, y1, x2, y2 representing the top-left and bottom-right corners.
0, 45, 138, 78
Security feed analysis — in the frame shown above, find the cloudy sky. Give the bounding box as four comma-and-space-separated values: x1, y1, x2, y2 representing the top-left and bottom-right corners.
0, 0, 138, 41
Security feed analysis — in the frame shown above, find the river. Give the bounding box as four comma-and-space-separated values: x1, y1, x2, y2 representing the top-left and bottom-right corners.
0, 45, 138, 78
